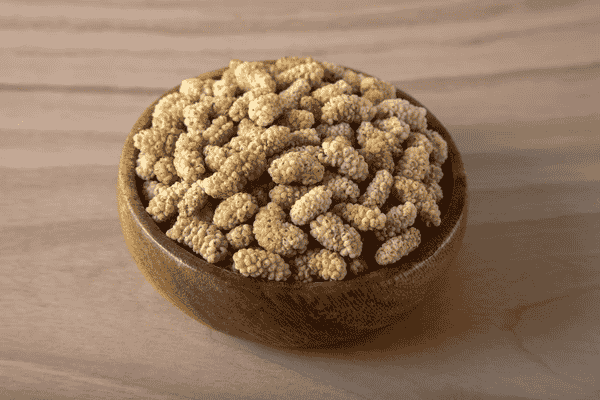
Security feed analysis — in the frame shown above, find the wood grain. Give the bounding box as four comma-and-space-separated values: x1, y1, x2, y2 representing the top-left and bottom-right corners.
1, 0, 599, 398
2, 0, 598, 88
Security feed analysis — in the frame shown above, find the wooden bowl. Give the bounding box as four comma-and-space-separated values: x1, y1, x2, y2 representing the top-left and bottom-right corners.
117, 62, 469, 350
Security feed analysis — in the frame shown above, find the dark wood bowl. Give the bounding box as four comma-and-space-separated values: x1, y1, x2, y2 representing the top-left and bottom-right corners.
117, 61, 469, 350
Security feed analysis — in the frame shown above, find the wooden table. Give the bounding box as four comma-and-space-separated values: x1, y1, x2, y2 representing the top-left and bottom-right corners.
2, 1, 599, 398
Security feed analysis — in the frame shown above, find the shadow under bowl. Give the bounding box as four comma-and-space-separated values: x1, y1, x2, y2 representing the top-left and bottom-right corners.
117, 62, 469, 350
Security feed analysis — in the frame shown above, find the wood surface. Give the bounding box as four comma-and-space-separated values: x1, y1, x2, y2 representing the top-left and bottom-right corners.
1, 0, 599, 399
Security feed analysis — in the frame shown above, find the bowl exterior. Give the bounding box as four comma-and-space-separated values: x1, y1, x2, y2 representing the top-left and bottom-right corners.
117, 63, 469, 349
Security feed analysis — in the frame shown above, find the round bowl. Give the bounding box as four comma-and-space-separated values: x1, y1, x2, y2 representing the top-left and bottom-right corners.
117, 61, 469, 350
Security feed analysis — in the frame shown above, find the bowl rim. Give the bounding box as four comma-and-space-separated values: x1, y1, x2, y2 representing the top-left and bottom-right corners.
118, 59, 468, 291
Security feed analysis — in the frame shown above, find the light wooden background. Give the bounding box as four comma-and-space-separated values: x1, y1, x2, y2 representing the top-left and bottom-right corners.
1, 0, 599, 399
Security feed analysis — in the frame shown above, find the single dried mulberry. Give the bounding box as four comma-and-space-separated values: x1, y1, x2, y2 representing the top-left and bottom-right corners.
320, 135, 368, 182
321, 170, 360, 203
253, 202, 309, 257
289, 128, 321, 147
279, 79, 312, 111
225, 135, 256, 156
424, 163, 444, 185
375, 99, 427, 133
177, 180, 209, 218
166, 216, 229, 263
308, 249, 348, 281
375, 227, 421, 265
203, 145, 230, 172
234, 62, 277, 93
374, 202, 418, 242
136, 152, 158, 180
268, 151, 324, 185
331, 203, 386, 231
311, 80, 353, 105
259, 125, 293, 157
172, 131, 207, 183
183, 101, 213, 136
279, 109, 315, 131
341, 70, 361, 94
395, 145, 430, 181
273, 56, 315, 75
179, 77, 214, 101
226, 224, 255, 250
274, 61, 325, 89
360, 77, 396, 101
290, 186, 333, 225
419, 198, 442, 227
212, 192, 259, 230
248, 92, 283, 127
321, 94, 375, 125
359, 169, 394, 208
133, 125, 183, 159
146, 180, 190, 223
202, 115, 235, 147
233, 248, 291, 281
422, 129, 448, 165
427, 180, 443, 203
142, 180, 167, 203
393, 176, 430, 205
212, 71, 239, 98
310, 212, 363, 258
152, 91, 193, 130
362, 89, 385, 106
